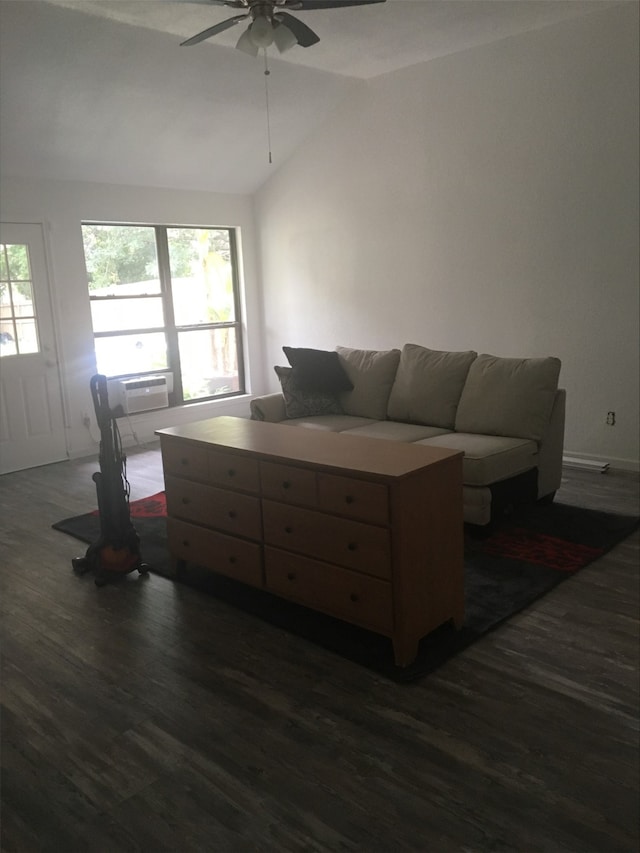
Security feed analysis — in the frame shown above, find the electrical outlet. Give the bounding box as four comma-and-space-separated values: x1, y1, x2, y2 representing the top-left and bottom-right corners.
606, 411, 616, 426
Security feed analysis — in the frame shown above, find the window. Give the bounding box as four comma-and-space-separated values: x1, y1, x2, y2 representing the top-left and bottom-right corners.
81, 223, 245, 405
0, 242, 39, 356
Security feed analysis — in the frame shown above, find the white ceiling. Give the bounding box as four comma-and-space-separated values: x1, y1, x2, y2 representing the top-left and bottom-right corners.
0, 0, 614, 194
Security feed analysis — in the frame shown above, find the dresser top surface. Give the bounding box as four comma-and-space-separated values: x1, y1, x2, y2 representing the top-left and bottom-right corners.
156, 417, 462, 480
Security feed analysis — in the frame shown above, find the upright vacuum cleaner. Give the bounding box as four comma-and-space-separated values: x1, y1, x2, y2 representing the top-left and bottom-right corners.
72, 374, 149, 586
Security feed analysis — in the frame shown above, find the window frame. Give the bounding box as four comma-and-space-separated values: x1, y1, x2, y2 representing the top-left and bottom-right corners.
83, 222, 246, 407
0, 241, 40, 356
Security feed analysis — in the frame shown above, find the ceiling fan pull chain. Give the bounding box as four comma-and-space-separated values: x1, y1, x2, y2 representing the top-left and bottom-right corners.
263, 49, 273, 165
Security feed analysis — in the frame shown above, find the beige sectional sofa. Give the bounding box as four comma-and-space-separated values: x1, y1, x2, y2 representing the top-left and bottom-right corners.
250, 344, 566, 527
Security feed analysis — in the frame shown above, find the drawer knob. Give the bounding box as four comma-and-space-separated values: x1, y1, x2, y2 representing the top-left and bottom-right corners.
228, 468, 236, 477
229, 556, 237, 564
347, 542, 358, 551
180, 458, 189, 466
286, 572, 296, 581
350, 593, 359, 602
285, 526, 293, 534
282, 481, 291, 489
182, 539, 189, 547
182, 497, 190, 505
228, 510, 237, 519
345, 495, 354, 504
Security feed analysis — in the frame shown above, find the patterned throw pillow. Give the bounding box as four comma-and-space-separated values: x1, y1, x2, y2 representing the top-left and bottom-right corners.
274, 366, 344, 418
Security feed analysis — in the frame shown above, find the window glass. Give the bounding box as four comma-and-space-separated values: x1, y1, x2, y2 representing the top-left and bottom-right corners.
94, 333, 168, 376
90, 297, 165, 333
168, 228, 236, 326
14, 318, 39, 354
14, 279, 34, 313
178, 328, 239, 400
82, 225, 160, 295
5, 244, 30, 280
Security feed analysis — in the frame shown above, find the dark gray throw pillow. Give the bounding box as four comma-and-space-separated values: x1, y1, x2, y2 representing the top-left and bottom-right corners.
282, 346, 353, 393
274, 366, 344, 419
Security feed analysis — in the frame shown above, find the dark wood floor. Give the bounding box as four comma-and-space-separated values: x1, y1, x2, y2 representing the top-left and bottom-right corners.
1, 445, 638, 852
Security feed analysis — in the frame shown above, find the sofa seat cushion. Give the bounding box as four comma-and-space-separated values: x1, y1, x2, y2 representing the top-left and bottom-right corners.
336, 346, 401, 420
455, 354, 561, 442
415, 433, 538, 487
387, 344, 477, 429
282, 415, 379, 432
341, 422, 452, 442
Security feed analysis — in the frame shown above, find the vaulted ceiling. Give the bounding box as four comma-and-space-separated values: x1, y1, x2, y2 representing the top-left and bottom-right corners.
0, 0, 612, 194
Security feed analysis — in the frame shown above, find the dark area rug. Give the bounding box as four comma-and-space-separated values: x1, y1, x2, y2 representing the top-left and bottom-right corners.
53, 493, 638, 682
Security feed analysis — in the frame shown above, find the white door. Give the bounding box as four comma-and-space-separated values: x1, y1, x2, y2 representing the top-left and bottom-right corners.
0, 223, 67, 474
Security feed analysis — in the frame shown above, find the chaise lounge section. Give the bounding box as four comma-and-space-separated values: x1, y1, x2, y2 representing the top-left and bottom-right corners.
250, 344, 565, 527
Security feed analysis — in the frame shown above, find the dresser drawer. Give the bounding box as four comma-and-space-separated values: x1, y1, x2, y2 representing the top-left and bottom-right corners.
260, 461, 317, 507
209, 448, 259, 493
317, 473, 389, 525
161, 439, 209, 482
262, 500, 391, 579
264, 547, 393, 634
168, 518, 262, 586
165, 475, 262, 540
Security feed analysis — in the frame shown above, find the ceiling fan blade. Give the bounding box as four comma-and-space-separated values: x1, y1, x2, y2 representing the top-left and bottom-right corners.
274, 12, 319, 48
291, 0, 386, 9
175, 1, 248, 7
180, 14, 248, 46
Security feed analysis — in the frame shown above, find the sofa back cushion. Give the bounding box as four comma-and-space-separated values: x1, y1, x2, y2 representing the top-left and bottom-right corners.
387, 344, 477, 429
455, 354, 561, 442
336, 346, 401, 420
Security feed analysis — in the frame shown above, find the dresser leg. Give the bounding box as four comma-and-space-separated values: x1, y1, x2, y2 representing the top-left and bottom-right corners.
452, 601, 465, 629
169, 557, 186, 578
392, 636, 419, 667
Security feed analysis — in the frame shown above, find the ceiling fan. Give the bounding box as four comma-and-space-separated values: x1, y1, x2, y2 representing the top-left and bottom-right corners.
179, 0, 387, 55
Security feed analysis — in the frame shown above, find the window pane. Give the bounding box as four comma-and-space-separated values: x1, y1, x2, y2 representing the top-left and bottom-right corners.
95, 333, 168, 377
168, 228, 236, 326
0, 280, 11, 310
13, 280, 34, 315
90, 297, 164, 333
178, 328, 239, 401
15, 318, 39, 354
82, 225, 160, 296
4, 244, 31, 280
0, 327, 17, 356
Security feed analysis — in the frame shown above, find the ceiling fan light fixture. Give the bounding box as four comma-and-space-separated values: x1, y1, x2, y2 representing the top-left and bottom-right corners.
248, 14, 274, 48
236, 26, 259, 56
273, 21, 298, 53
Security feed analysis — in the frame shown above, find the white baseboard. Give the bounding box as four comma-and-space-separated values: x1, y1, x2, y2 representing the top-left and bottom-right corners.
563, 455, 609, 473
563, 451, 639, 474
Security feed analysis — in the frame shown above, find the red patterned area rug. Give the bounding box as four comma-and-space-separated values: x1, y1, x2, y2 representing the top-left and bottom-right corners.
53, 494, 638, 682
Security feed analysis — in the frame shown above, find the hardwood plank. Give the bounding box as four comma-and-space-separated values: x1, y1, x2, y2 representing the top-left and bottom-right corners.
1, 444, 638, 852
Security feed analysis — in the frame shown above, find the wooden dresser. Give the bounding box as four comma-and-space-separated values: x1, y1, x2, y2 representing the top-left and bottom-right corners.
156, 416, 464, 667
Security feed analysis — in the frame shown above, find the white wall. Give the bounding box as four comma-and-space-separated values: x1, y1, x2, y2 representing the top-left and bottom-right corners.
0, 178, 265, 458
254, 3, 639, 470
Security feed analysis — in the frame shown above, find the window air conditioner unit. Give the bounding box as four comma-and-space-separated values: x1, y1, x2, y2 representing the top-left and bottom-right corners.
118, 375, 169, 415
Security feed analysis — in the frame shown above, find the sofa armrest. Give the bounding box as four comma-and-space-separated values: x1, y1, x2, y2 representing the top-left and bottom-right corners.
250, 393, 287, 422
537, 388, 566, 498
